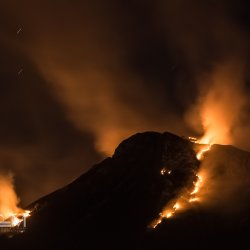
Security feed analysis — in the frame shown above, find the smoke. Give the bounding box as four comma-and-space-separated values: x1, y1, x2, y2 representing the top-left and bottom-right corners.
158, 0, 250, 149
197, 145, 250, 213
190, 58, 248, 146
0, 0, 188, 155
0, 0, 249, 206
0, 0, 190, 204
1, 1, 249, 156
156, 0, 250, 213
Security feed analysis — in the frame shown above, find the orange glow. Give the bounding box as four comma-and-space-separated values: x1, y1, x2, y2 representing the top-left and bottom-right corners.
160, 168, 166, 175
196, 144, 211, 160
0, 175, 31, 228
11, 216, 21, 227
150, 171, 205, 229
198, 100, 232, 147
149, 200, 184, 229
189, 197, 199, 202
186, 173, 203, 204
150, 66, 242, 229
160, 168, 172, 175
151, 218, 163, 229
190, 175, 203, 195
195, 61, 246, 149
189, 134, 212, 160
173, 203, 180, 210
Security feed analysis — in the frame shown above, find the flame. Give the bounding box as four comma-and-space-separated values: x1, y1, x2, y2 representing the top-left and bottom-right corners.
189, 197, 199, 202
150, 74, 238, 228
150, 165, 205, 229
196, 144, 211, 160
188, 173, 204, 204
150, 134, 210, 229
173, 203, 180, 210
188, 136, 212, 160
190, 175, 202, 195
150, 201, 181, 229
0, 174, 31, 228
160, 168, 172, 176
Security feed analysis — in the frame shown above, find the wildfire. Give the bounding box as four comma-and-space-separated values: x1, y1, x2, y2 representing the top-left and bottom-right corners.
150, 172, 204, 229
0, 174, 31, 230
188, 174, 203, 203
7, 210, 31, 227
190, 175, 202, 195
188, 136, 212, 160
189, 197, 199, 203
150, 136, 209, 229
150, 63, 240, 229
196, 144, 211, 160
150, 202, 181, 229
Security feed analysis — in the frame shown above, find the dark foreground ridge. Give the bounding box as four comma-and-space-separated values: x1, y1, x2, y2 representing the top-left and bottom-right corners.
1, 132, 250, 249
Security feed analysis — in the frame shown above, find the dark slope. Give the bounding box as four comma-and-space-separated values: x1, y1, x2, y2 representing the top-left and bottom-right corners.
144, 144, 250, 249
2, 132, 250, 249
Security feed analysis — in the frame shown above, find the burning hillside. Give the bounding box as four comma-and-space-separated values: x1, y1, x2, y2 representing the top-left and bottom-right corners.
1, 131, 250, 250
149, 135, 209, 229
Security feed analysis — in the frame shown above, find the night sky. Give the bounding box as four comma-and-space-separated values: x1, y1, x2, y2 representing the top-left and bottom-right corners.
0, 0, 250, 205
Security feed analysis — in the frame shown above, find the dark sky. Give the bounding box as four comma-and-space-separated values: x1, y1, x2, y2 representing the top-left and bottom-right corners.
0, 0, 249, 205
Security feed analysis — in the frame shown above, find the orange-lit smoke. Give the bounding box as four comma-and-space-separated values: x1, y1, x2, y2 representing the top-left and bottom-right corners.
197, 61, 247, 146
0, 1, 190, 156
186, 58, 248, 163
186, 59, 248, 211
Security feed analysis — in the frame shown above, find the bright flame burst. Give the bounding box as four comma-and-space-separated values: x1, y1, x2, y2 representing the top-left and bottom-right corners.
188, 136, 212, 160
8, 210, 31, 227
0, 175, 31, 229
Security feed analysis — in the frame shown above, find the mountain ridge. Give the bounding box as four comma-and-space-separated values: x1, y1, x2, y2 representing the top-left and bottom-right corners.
2, 131, 250, 249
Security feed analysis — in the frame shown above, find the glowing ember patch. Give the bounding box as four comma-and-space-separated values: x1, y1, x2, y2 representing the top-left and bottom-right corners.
188, 137, 198, 143
160, 168, 171, 175
189, 197, 199, 202
166, 212, 173, 218
151, 218, 163, 229
160, 168, 166, 175
173, 203, 180, 210
150, 202, 182, 229
23, 210, 31, 218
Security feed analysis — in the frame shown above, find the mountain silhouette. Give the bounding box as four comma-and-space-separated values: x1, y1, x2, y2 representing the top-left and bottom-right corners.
1, 131, 250, 249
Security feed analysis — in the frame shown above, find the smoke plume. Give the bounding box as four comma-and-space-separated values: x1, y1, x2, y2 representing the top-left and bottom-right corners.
0, 0, 249, 205
157, 0, 250, 212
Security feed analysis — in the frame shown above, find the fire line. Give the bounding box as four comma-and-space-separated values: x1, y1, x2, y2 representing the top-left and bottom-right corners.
150, 136, 210, 229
